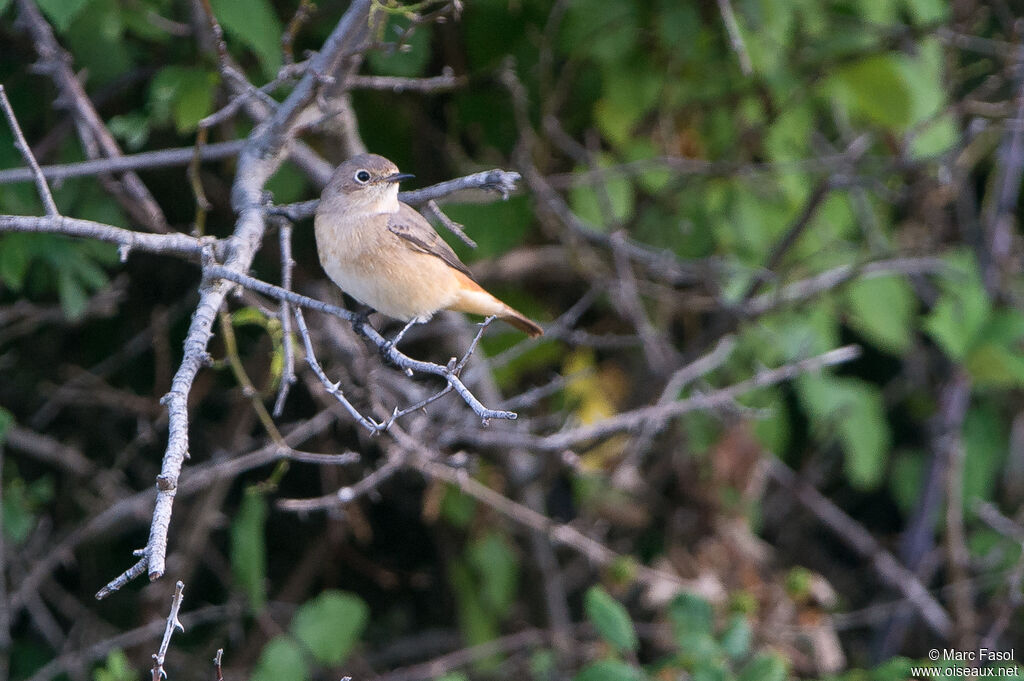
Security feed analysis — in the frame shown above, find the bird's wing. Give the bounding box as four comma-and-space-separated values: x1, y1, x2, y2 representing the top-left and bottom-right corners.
388, 203, 475, 279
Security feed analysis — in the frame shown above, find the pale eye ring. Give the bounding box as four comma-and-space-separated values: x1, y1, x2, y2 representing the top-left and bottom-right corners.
354, 170, 371, 183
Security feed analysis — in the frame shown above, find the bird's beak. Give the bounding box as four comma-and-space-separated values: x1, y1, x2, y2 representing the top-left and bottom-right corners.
382, 172, 415, 184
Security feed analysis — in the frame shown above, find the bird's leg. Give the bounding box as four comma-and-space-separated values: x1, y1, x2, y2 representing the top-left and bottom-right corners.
349, 306, 374, 338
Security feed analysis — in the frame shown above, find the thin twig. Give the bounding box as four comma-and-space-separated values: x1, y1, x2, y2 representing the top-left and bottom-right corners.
97, 0, 378, 597
271, 168, 523, 222
292, 306, 383, 431
0, 214, 224, 260
277, 457, 404, 511
282, 0, 315, 65
217, 310, 285, 445
0, 140, 247, 185
150, 581, 185, 681
0, 85, 59, 216
451, 344, 861, 452
273, 219, 297, 417
346, 70, 465, 93
424, 199, 476, 248
202, 264, 515, 425
716, 0, 753, 75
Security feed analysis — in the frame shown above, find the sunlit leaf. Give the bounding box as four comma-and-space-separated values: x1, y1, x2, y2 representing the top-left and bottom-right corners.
830, 54, 912, 130
251, 637, 308, 681
467, 533, 519, 616
737, 653, 788, 681
367, 17, 432, 78
962, 405, 1007, 509
149, 66, 218, 134
36, 0, 92, 31
845, 275, 917, 354
65, 0, 132, 84
799, 376, 891, 490
290, 591, 368, 665
209, 0, 282, 78
573, 660, 643, 681
585, 586, 638, 653
230, 489, 268, 611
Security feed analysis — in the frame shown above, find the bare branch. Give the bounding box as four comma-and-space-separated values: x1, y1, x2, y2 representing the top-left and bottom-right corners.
0, 84, 58, 216
0, 215, 223, 261
273, 219, 298, 417
452, 345, 862, 452
346, 70, 466, 93
271, 168, 524, 222
424, 199, 477, 248
0, 140, 247, 186
99, 0, 378, 595
201, 264, 514, 426
150, 581, 185, 681
716, 0, 753, 75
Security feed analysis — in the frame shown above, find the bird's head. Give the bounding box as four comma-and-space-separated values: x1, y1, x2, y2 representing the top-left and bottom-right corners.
322, 153, 414, 213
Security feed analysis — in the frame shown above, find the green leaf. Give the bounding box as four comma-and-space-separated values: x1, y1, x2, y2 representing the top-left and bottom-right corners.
584, 586, 638, 654
0, 234, 32, 290
573, 660, 643, 681
890, 450, 927, 518
64, 0, 132, 84
367, 17, 432, 78
719, 615, 752, 659
569, 156, 635, 229
964, 310, 1024, 387
905, 0, 950, 24
290, 590, 368, 666
444, 196, 532, 261
230, 489, 268, 611
798, 376, 891, 490
149, 67, 218, 134
251, 637, 309, 681
924, 255, 990, 360
830, 54, 913, 130
440, 486, 476, 528
467, 533, 519, 615
57, 266, 90, 320
3, 473, 54, 544
92, 650, 135, 681
449, 560, 499, 651
36, 0, 92, 31
668, 593, 714, 637
0, 407, 10, 445
737, 653, 788, 681
209, 0, 282, 78
962, 405, 1007, 509
108, 113, 151, 152
845, 275, 916, 354
559, 0, 640, 66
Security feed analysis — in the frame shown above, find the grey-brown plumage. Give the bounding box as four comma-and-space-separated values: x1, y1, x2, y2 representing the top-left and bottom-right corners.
314, 154, 543, 337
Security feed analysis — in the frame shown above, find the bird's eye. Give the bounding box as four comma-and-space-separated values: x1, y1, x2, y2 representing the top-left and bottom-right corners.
354, 170, 371, 183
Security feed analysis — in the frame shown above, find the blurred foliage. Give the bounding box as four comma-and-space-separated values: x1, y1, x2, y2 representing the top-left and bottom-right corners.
3, 0, 1024, 679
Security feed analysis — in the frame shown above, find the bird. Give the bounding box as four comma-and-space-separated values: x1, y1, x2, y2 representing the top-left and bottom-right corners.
313, 153, 544, 339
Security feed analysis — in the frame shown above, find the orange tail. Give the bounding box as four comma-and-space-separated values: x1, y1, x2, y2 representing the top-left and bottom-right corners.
450, 272, 544, 337
499, 308, 544, 338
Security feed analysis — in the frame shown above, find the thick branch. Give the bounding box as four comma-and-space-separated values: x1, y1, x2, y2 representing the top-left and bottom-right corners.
99, 0, 376, 596
0, 140, 246, 186
450, 345, 861, 451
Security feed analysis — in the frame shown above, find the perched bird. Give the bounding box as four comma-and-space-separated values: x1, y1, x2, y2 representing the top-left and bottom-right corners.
314, 153, 543, 338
